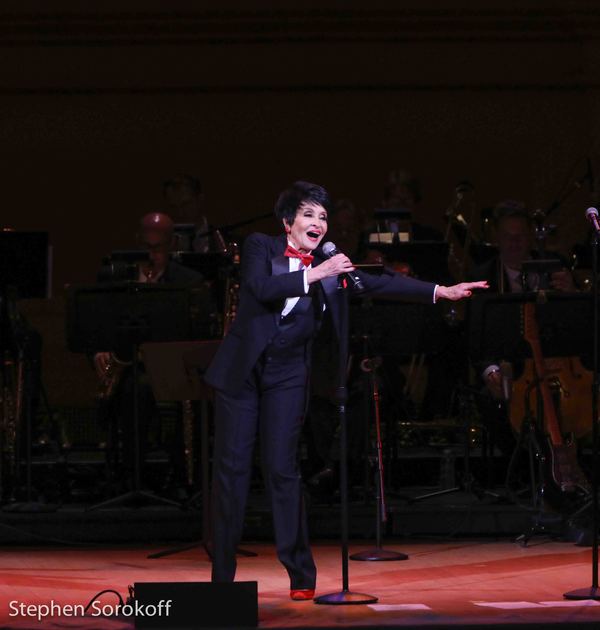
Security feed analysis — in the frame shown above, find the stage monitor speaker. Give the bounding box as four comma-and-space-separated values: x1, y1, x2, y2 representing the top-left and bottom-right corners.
133, 581, 258, 629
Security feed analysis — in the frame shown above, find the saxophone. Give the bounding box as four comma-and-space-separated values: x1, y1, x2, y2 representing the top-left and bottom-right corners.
96, 354, 131, 403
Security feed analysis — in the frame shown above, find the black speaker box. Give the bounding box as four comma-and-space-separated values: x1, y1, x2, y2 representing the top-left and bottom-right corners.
133, 581, 258, 629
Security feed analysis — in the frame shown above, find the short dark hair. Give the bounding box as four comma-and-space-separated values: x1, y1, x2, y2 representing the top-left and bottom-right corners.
493, 200, 531, 227
274, 181, 332, 225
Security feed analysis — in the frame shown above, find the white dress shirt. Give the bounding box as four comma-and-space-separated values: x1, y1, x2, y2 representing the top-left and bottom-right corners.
281, 256, 310, 317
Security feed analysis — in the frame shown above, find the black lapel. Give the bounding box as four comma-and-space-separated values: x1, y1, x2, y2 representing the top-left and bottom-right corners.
271, 235, 312, 317
271, 254, 289, 278
320, 276, 341, 336
310, 248, 343, 336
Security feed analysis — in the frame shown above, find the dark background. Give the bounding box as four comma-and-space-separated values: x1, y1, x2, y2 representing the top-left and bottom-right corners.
3, 0, 599, 297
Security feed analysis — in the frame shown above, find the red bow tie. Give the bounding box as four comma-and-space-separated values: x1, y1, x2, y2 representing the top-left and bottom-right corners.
284, 244, 314, 267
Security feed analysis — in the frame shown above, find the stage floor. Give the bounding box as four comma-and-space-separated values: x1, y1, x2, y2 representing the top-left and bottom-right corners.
0, 539, 599, 629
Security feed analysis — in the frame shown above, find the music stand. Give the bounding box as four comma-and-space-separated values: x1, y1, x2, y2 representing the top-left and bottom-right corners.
97, 250, 150, 283
365, 241, 450, 283
468, 292, 591, 365
66, 283, 208, 510
0, 231, 51, 299
521, 259, 563, 291
171, 252, 233, 277
350, 299, 447, 357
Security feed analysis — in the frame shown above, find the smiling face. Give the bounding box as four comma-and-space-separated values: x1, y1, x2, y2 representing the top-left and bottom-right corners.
284, 201, 328, 252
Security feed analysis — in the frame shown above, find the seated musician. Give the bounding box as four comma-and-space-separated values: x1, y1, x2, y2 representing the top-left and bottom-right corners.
94, 212, 204, 497
366, 168, 445, 244
363, 171, 459, 421
163, 174, 229, 254
328, 198, 367, 260
469, 201, 576, 400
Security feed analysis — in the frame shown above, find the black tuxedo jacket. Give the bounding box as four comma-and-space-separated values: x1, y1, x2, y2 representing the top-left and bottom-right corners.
205, 232, 437, 395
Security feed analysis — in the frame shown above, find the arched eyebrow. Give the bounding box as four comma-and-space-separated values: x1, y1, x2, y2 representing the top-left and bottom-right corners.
302, 206, 328, 219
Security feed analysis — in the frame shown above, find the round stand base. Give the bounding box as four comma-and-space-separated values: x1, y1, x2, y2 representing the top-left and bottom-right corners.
315, 589, 378, 605
564, 586, 600, 600
350, 548, 408, 561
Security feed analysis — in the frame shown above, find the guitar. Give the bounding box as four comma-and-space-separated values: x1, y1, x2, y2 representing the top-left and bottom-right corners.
522, 302, 590, 495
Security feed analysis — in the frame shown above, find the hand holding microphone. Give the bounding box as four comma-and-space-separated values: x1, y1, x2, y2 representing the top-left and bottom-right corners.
306, 241, 364, 290
322, 242, 365, 290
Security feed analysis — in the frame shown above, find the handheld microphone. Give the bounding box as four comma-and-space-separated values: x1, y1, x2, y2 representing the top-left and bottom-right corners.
321, 241, 364, 291
586, 207, 600, 236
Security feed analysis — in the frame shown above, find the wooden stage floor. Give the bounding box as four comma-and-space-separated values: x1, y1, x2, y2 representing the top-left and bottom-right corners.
1, 539, 599, 628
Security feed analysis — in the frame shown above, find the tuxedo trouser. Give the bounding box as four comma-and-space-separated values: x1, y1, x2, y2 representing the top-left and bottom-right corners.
211, 353, 316, 589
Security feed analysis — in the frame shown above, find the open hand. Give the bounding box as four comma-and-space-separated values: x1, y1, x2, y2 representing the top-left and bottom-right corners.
437, 280, 488, 301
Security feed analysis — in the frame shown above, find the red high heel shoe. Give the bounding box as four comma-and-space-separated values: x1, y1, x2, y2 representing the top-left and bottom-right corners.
290, 589, 315, 601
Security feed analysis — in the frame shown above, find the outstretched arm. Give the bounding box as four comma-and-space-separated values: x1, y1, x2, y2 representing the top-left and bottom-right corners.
435, 281, 489, 301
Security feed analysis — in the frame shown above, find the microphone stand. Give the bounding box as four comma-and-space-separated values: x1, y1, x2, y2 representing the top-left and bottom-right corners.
315, 279, 377, 605
544, 158, 593, 219
350, 346, 408, 562
564, 228, 600, 600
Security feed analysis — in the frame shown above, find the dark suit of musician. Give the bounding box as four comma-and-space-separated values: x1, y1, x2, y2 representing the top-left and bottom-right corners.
204, 182, 485, 596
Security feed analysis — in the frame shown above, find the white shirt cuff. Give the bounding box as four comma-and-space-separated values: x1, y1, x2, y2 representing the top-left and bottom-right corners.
433, 285, 439, 303
303, 268, 309, 294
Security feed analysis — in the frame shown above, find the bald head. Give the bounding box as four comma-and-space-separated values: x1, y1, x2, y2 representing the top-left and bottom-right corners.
140, 212, 174, 236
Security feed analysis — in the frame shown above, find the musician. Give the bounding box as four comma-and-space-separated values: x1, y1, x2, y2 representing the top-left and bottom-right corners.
94, 212, 203, 495
204, 180, 487, 599
362, 170, 457, 422
163, 174, 212, 253
469, 201, 575, 295
368, 168, 445, 244
328, 198, 367, 260
469, 202, 575, 399
94, 212, 202, 371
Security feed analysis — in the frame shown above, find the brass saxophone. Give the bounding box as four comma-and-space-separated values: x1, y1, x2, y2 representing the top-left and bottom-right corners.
96, 354, 131, 403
